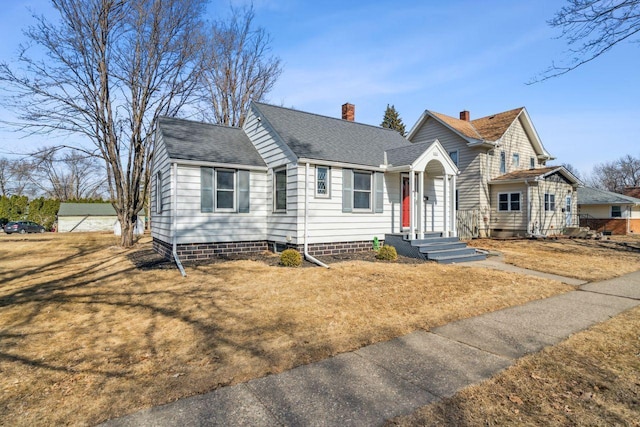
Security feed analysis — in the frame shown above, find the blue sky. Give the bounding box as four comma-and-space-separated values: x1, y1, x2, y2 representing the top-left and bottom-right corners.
1, 0, 637, 176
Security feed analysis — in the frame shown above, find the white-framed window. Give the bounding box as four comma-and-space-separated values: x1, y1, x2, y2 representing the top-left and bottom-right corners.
156, 171, 163, 214
513, 153, 520, 168
544, 193, 556, 211
201, 167, 250, 213
500, 151, 506, 173
353, 170, 372, 210
611, 205, 622, 218
215, 169, 235, 212
448, 150, 459, 166
316, 166, 330, 198
530, 157, 535, 169
498, 192, 520, 211
274, 167, 287, 212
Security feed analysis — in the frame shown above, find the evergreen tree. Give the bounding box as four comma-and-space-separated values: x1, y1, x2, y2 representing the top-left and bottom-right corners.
381, 104, 406, 136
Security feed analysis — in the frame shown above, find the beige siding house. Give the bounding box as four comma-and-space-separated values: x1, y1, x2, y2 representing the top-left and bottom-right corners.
150, 102, 480, 265
407, 108, 581, 237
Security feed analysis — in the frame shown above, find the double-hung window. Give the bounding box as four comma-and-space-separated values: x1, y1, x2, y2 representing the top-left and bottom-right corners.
274, 168, 287, 212
498, 192, 520, 211
201, 167, 250, 213
215, 169, 235, 211
512, 153, 520, 168
500, 151, 506, 173
611, 205, 622, 218
353, 171, 372, 210
342, 169, 384, 213
316, 166, 330, 197
544, 193, 555, 211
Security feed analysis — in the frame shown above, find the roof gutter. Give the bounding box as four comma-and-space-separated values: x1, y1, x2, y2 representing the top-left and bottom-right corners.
303, 162, 329, 269
172, 162, 187, 277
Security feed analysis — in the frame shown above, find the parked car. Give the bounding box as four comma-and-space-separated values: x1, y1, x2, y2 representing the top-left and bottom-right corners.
4, 221, 46, 234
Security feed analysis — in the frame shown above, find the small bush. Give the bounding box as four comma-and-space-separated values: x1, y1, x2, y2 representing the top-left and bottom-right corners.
279, 249, 302, 267
376, 245, 398, 261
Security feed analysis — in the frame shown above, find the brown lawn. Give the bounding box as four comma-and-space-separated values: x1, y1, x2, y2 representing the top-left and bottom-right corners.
0, 232, 573, 426
388, 305, 640, 426
469, 236, 640, 281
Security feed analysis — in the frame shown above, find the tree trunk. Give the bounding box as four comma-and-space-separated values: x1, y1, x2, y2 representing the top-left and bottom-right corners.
118, 210, 136, 248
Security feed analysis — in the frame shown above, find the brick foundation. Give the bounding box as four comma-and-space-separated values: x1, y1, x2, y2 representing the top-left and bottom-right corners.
153, 238, 379, 261
579, 218, 639, 235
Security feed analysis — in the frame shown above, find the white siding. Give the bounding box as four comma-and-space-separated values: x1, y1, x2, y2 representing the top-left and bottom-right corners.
300, 165, 391, 244
58, 216, 117, 232
244, 106, 300, 244
174, 165, 268, 244
150, 136, 173, 243
267, 163, 299, 243
409, 117, 483, 211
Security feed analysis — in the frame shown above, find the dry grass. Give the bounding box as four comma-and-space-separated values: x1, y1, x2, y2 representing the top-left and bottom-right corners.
0, 232, 573, 426
388, 306, 640, 427
469, 236, 640, 281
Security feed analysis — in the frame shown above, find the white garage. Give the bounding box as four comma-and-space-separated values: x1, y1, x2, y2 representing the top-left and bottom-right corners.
57, 203, 145, 234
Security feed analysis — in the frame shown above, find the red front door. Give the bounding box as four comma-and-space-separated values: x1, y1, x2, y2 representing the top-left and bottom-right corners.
402, 176, 410, 228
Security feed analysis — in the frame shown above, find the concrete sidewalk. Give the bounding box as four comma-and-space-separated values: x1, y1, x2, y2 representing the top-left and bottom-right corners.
101, 269, 640, 427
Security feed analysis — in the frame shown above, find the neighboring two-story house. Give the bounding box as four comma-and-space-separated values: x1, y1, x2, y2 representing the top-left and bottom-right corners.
407, 108, 581, 237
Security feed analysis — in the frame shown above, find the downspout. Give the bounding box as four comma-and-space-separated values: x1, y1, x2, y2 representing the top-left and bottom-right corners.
172, 162, 187, 277
304, 162, 329, 268
525, 179, 531, 236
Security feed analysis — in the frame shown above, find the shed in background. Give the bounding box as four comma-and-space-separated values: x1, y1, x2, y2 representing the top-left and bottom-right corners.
57, 203, 145, 234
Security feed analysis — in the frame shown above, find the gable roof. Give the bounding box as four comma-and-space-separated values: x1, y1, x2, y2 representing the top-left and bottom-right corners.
252, 102, 410, 168
158, 116, 266, 168
58, 203, 117, 217
578, 187, 640, 205
407, 107, 553, 160
490, 166, 581, 185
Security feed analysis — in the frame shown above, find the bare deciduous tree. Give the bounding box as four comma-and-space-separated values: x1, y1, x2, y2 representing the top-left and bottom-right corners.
0, 0, 207, 246
31, 147, 106, 200
200, 5, 282, 127
0, 157, 33, 197
590, 154, 640, 192
534, 0, 640, 81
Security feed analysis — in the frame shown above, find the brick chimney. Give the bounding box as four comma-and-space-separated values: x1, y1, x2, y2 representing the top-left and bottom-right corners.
342, 103, 355, 121
460, 110, 470, 121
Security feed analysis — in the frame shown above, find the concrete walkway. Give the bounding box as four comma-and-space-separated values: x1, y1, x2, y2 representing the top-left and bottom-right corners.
101, 267, 640, 427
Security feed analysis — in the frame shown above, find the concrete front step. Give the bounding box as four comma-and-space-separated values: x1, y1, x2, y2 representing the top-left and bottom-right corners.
384, 233, 486, 264
410, 237, 459, 245
415, 241, 467, 252
425, 247, 478, 260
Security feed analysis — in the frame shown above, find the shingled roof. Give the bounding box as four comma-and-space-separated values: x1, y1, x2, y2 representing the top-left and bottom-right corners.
429, 108, 524, 142
578, 187, 640, 205
253, 102, 410, 168
158, 116, 266, 168
490, 166, 580, 185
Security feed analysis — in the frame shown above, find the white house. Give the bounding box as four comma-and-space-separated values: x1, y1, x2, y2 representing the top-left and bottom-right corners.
150, 102, 483, 266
